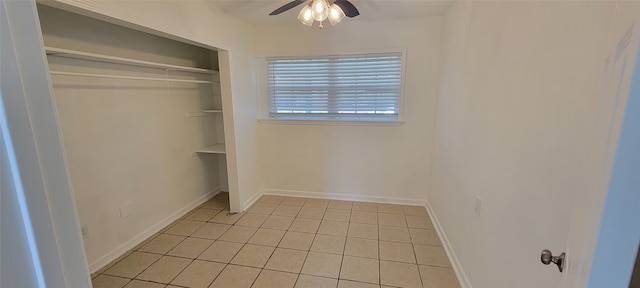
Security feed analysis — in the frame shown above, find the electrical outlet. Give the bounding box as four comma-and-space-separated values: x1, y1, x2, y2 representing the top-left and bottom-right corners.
474, 196, 482, 216
81, 225, 89, 239
120, 202, 133, 218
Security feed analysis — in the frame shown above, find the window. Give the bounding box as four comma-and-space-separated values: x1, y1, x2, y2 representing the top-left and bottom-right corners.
267, 52, 403, 122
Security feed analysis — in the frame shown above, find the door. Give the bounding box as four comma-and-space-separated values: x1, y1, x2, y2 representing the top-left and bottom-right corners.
560, 11, 640, 288
0, 0, 91, 286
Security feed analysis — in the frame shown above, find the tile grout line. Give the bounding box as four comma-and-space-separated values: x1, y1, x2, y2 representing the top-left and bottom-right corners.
335, 222, 350, 288
132, 203, 221, 286
204, 200, 257, 287
114, 196, 229, 287
248, 197, 290, 287
408, 212, 427, 288
246, 198, 284, 285
94, 195, 454, 288
287, 198, 309, 288
378, 213, 382, 286
94, 196, 228, 287
152, 235, 198, 286
168, 232, 220, 287
251, 198, 300, 286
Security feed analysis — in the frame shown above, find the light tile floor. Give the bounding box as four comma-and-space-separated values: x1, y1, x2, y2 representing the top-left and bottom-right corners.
92, 193, 461, 288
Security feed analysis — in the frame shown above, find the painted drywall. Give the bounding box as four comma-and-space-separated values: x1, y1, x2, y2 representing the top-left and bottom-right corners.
44, 0, 260, 210
253, 17, 441, 204
37, 1, 259, 271
430, 2, 613, 287
81, 0, 262, 214
38, 5, 223, 269
222, 49, 261, 209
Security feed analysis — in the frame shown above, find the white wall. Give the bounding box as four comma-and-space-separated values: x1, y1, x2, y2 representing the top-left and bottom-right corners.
39, 4, 223, 269
253, 17, 442, 204
222, 50, 261, 209
45, 0, 260, 208
39, 6, 222, 269
40, 0, 259, 271
430, 2, 613, 287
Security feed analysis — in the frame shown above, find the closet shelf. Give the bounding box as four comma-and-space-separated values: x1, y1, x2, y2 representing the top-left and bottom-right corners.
203, 109, 223, 113
49, 71, 212, 84
45, 47, 218, 75
195, 144, 226, 154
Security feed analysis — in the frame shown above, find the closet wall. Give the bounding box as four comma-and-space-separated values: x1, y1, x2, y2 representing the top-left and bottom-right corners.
38, 5, 226, 271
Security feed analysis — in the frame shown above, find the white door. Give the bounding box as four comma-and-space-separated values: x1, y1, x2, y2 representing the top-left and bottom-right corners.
0, 0, 91, 286
561, 12, 640, 288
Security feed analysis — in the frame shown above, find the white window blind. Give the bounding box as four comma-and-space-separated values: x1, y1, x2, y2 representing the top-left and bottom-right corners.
267, 53, 403, 121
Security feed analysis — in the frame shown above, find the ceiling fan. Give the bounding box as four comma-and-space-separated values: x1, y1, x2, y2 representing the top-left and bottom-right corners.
269, 0, 360, 28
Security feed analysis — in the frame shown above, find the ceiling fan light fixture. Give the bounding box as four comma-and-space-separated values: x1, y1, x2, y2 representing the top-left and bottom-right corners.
270, 0, 358, 28
297, 5, 314, 26
311, 0, 330, 22
328, 4, 345, 25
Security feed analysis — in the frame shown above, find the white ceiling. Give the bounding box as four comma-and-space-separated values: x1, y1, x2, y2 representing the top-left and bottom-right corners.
210, 0, 455, 25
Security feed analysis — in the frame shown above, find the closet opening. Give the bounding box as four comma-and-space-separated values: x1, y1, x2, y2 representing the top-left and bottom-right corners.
36, 3, 238, 273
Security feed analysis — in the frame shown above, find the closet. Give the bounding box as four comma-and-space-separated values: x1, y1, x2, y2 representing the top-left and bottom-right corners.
37, 4, 236, 268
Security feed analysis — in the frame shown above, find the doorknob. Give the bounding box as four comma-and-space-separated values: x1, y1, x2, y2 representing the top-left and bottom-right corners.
540, 249, 565, 272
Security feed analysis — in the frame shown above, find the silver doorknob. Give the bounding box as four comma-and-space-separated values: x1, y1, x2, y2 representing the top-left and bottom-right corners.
540, 249, 565, 272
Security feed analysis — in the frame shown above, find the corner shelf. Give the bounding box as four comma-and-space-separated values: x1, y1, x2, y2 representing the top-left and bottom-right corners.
203, 109, 223, 113
195, 144, 226, 154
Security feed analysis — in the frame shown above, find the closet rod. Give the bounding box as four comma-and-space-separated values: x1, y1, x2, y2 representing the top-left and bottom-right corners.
49, 71, 212, 84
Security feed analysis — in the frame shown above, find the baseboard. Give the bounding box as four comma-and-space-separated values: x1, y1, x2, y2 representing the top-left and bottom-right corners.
242, 190, 263, 211
260, 188, 427, 207
88, 187, 221, 273
425, 202, 472, 288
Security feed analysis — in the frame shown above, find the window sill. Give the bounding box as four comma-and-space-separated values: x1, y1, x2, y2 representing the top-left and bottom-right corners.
257, 118, 405, 126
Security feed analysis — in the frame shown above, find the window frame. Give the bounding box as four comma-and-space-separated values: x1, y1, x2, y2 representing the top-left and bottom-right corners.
260, 50, 406, 126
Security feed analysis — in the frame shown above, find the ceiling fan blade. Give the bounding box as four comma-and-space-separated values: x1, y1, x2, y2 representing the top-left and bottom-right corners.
269, 0, 307, 15
334, 0, 359, 17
